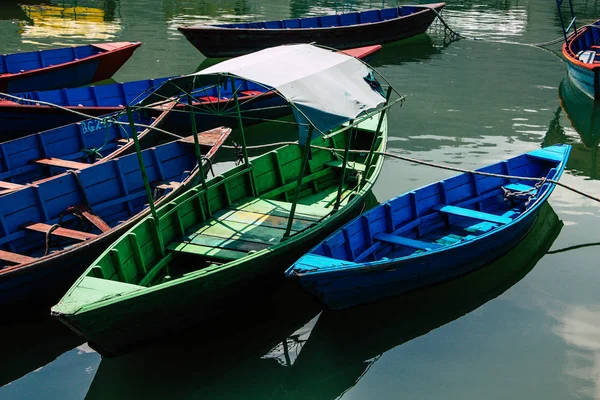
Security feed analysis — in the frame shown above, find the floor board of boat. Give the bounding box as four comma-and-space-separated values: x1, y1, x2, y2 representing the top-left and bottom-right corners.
169, 197, 329, 260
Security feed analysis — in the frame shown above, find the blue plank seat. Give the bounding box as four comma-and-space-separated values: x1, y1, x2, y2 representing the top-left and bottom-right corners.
433, 204, 512, 225
373, 232, 441, 251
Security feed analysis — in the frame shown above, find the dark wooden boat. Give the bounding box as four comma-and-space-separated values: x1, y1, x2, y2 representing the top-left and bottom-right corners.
0, 42, 141, 94
0, 45, 381, 137
0, 126, 230, 312
178, 4, 445, 58
285, 145, 570, 310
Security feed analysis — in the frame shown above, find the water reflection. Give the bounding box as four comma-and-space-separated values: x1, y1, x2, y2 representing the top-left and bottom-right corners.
85, 282, 321, 400
0, 315, 82, 388
288, 202, 562, 399
85, 203, 561, 400
19, 1, 122, 44
543, 77, 600, 179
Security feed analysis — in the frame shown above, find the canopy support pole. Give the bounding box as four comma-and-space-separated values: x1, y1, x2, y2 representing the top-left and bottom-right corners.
126, 106, 164, 251
333, 121, 353, 211
283, 126, 314, 239
126, 106, 158, 223
231, 77, 257, 197
187, 95, 208, 192
362, 86, 393, 187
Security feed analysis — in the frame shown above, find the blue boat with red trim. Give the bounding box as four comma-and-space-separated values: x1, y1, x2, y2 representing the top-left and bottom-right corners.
557, 0, 600, 99
0, 45, 381, 137
285, 145, 570, 310
0, 42, 141, 94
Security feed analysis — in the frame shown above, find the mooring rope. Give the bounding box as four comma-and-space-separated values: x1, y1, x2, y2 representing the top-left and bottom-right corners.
223, 141, 600, 203
417, 3, 582, 57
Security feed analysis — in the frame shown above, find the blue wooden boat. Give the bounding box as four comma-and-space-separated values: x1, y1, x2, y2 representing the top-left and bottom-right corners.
0, 107, 174, 192
285, 145, 571, 310
0, 45, 380, 137
178, 4, 444, 58
561, 19, 600, 100
0, 42, 141, 94
0, 126, 230, 312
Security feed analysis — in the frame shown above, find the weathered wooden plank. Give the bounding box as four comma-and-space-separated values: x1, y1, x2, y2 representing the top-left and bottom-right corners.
0, 181, 25, 190
185, 233, 269, 253
233, 198, 330, 221
261, 168, 334, 200
35, 158, 91, 170
69, 204, 111, 232
212, 208, 314, 231
0, 249, 35, 264
166, 242, 245, 262
23, 222, 97, 241
186, 219, 286, 245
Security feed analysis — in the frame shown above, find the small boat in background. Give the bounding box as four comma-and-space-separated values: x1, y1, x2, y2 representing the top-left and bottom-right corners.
178, 4, 444, 57
0, 42, 141, 93
286, 145, 570, 310
0, 126, 230, 312
0, 45, 381, 137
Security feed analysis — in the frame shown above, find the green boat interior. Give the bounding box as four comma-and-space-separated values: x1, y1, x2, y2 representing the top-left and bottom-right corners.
70, 117, 385, 300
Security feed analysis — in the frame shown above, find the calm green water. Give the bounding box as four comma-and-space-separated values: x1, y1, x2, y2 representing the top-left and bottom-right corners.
1, 0, 600, 399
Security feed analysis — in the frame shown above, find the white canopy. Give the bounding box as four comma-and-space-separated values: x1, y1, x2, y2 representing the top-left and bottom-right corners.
145, 44, 386, 143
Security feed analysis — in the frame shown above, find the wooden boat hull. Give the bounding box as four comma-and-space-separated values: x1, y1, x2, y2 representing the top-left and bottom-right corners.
0, 42, 141, 94
0, 127, 230, 313
0, 46, 380, 137
286, 145, 570, 310
178, 4, 444, 58
52, 115, 387, 356
563, 21, 600, 100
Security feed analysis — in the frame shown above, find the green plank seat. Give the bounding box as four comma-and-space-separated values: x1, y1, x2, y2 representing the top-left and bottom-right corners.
434, 205, 512, 225
234, 198, 331, 221
324, 160, 366, 172
167, 242, 246, 262
373, 232, 442, 250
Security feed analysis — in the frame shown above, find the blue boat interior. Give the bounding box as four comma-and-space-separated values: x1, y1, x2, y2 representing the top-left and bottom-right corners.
0, 111, 151, 188
214, 6, 421, 29
0, 139, 201, 267
295, 147, 567, 271
0, 45, 107, 75
572, 21, 600, 63
10, 77, 269, 109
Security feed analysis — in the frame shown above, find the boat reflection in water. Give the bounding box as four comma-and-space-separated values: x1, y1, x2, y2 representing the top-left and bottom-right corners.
85, 202, 561, 399
19, 2, 121, 42
287, 202, 562, 399
546, 77, 600, 179
0, 315, 82, 388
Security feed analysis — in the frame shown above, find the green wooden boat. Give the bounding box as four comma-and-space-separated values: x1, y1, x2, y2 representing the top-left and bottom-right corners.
51, 44, 399, 356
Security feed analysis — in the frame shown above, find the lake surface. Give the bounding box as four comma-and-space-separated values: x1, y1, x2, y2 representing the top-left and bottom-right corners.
1, 0, 600, 399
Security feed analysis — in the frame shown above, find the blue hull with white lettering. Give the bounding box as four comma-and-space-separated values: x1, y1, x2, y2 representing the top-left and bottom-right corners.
0, 76, 287, 138
285, 145, 570, 310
